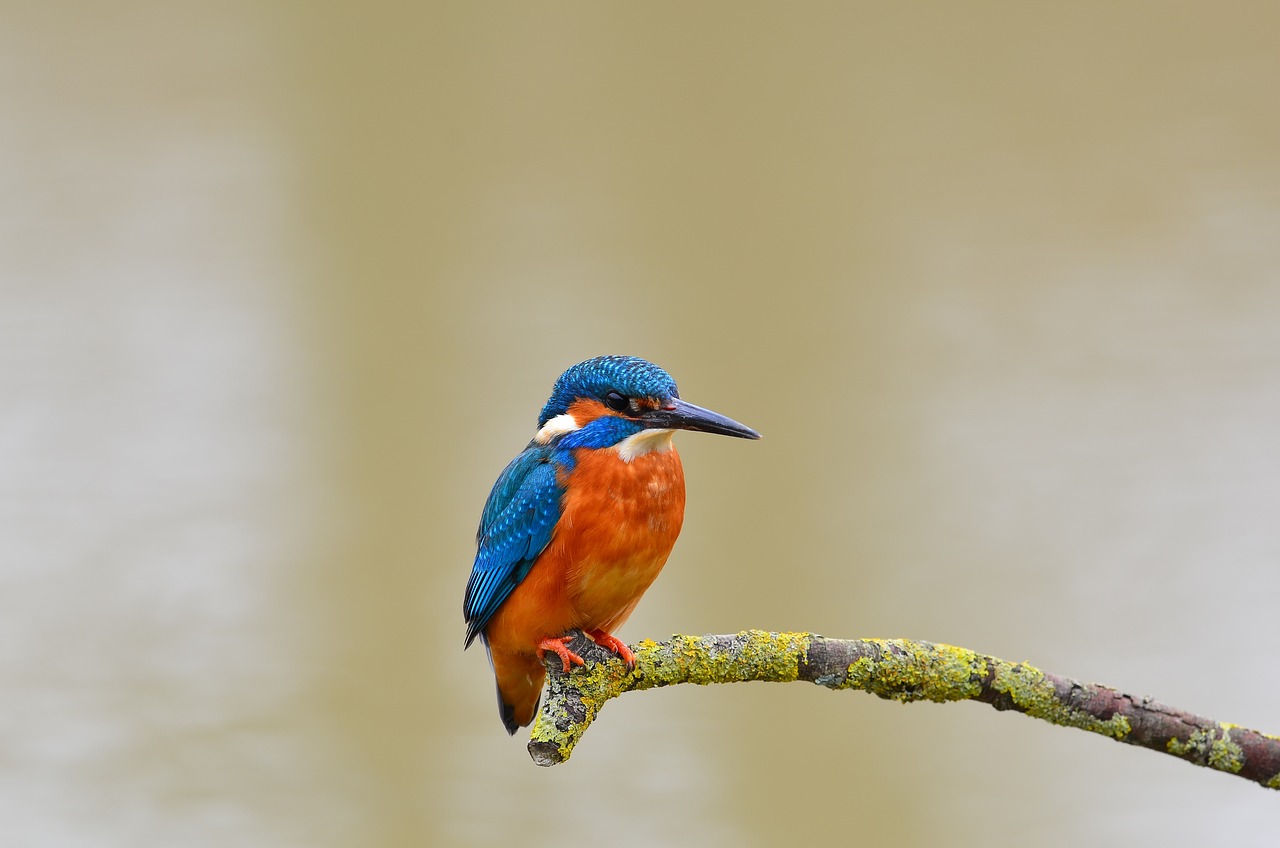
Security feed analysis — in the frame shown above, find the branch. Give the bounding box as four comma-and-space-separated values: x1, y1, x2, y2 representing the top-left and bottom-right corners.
527, 630, 1280, 789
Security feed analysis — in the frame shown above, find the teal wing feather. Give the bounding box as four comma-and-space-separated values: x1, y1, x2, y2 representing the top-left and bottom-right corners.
463, 444, 565, 647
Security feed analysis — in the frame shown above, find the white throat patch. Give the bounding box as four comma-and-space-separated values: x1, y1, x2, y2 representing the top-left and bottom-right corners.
615, 428, 675, 463
534, 413, 580, 444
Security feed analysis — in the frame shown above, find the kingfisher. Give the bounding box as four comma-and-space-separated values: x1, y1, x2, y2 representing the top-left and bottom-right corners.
463, 355, 760, 734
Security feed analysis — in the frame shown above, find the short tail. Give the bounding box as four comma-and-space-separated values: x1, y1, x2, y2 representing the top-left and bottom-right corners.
483, 636, 546, 735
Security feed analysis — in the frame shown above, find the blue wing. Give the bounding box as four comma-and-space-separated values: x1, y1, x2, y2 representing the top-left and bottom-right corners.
463, 444, 565, 647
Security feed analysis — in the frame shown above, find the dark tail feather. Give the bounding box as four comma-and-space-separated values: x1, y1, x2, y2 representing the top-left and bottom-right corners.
484, 634, 546, 734
499, 688, 540, 735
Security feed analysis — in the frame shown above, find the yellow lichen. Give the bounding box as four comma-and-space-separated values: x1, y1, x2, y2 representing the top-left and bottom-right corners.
1166, 726, 1245, 774
644, 631, 809, 687
529, 632, 1276, 787
837, 639, 983, 703
528, 646, 623, 763
990, 660, 1131, 739
531, 631, 813, 763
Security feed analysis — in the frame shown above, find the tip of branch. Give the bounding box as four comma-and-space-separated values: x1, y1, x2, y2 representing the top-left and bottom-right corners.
527, 740, 565, 767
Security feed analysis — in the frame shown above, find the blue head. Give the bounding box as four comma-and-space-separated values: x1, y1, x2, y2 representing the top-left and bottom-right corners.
533, 355, 760, 451
538, 356, 679, 427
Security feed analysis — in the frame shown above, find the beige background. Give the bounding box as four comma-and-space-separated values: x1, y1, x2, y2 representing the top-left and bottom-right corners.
4, 3, 1279, 845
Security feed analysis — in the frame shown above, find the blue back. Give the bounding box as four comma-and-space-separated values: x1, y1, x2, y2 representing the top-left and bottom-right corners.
463, 445, 563, 647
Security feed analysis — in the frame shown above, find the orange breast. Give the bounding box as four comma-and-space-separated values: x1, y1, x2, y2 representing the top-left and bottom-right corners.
558, 444, 686, 631
483, 442, 686, 655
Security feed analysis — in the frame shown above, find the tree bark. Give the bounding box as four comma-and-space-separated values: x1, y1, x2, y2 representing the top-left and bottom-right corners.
527, 630, 1280, 791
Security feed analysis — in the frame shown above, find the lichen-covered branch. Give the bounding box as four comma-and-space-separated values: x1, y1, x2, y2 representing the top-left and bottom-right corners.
527, 630, 1280, 790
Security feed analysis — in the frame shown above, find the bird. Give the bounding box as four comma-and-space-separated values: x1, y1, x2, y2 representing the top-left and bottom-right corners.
463, 355, 760, 734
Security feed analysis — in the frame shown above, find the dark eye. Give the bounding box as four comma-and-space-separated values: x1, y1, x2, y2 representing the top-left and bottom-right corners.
604, 391, 629, 412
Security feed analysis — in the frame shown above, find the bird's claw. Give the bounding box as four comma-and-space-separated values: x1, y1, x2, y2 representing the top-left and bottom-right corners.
586, 629, 636, 671
536, 636, 587, 673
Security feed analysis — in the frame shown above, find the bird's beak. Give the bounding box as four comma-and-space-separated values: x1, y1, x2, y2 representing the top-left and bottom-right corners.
642, 398, 761, 440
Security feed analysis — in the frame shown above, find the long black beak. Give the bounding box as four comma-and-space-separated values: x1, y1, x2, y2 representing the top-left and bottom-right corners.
642, 398, 761, 440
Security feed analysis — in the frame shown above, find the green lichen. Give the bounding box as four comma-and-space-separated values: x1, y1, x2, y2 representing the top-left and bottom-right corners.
528, 651, 621, 764
529, 631, 811, 764
640, 631, 810, 688
728, 630, 810, 683
1166, 725, 1245, 774
990, 660, 1131, 740
837, 639, 984, 703
833, 643, 1131, 740
528, 632, 1278, 786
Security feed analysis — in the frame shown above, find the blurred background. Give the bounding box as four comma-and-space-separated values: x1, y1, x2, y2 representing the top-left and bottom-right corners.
3, 3, 1279, 845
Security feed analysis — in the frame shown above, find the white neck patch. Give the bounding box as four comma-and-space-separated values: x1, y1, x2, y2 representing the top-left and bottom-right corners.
534, 412, 580, 444
615, 428, 675, 463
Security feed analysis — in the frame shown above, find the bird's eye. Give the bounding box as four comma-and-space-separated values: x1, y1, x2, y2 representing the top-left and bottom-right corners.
604, 391, 629, 412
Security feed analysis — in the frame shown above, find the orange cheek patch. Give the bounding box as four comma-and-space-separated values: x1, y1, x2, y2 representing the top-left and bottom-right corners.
567, 396, 666, 421
566, 398, 612, 424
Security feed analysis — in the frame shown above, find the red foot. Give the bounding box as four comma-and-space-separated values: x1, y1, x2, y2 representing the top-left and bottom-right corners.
536, 636, 586, 673
586, 629, 636, 671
